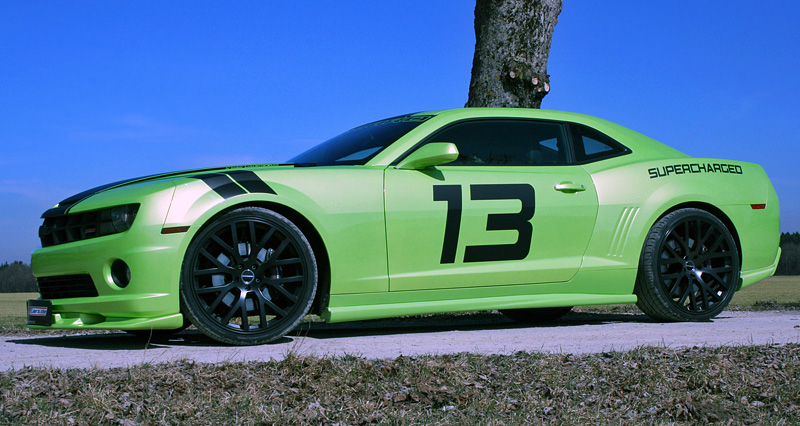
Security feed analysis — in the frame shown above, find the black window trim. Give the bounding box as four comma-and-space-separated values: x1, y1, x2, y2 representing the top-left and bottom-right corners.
390, 117, 632, 167
391, 117, 575, 167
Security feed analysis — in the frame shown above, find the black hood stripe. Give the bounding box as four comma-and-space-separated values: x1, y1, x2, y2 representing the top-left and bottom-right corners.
194, 174, 248, 199
194, 171, 277, 199
41, 167, 279, 218
224, 170, 276, 195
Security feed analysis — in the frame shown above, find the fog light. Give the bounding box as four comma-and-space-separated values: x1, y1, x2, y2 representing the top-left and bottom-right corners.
111, 259, 131, 288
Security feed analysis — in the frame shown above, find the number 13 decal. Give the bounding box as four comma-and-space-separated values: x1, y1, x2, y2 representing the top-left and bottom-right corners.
433, 184, 535, 264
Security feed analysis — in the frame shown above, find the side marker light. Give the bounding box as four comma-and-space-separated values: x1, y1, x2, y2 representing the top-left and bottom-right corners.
161, 226, 191, 234
750, 204, 766, 210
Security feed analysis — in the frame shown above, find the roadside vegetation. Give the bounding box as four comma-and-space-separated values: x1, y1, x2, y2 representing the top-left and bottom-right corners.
778, 232, 800, 275
1, 269, 797, 425
1, 344, 798, 425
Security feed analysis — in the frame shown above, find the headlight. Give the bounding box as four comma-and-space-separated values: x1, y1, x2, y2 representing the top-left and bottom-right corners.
39, 204, 140, 247
111, 204, 139, 233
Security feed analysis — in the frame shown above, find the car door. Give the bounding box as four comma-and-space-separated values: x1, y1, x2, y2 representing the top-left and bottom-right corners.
384, 118, 599, 291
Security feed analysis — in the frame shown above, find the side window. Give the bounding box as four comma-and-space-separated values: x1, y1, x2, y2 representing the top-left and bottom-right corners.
571, 124, 630, 163
427, 120, 568, 166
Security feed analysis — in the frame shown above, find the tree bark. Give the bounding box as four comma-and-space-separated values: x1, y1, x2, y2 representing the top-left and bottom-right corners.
466, 0, 563, 108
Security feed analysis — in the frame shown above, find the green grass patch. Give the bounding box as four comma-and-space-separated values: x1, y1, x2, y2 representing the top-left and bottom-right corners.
1, 344, 798, 425
0, 292, 36, 317
0, 293, 36, 334
731, 275, 800, 309
578, 275, 800, 314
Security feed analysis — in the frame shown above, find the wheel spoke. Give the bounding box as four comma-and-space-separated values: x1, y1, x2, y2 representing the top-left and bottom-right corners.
272, 257, 302, 267
240, 300, 250, 331
693, 223, 715, 257
676, 279, 693, 307
670, 232, 690, 255
667, 275, 686, 297
220, 292, 245, 324
704, 271, 731, 290
194, 267, 232, 277
687, 284, 698, 310
249, 221, 258, 251
206, 288, 233, 314
659, 248, 683, 265
230, 224, 242, 258
210, 234, 241, 264
200, 248, 231, 270
661, 272, 682, 280
258, 292, 289, 318
197, 281, 235, 294
252, 227, 277, 259
264, 279, 301, 302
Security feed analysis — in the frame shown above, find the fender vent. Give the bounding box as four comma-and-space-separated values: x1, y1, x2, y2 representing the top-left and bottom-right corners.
608, 207, 639, 257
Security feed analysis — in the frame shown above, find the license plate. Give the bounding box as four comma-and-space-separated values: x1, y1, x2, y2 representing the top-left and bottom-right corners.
27, 300, 53, 326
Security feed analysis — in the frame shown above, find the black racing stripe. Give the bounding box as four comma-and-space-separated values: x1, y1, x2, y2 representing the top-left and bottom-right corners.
223, 170, 276, 195
194, 174, 247, 199
41, 205, 71, 219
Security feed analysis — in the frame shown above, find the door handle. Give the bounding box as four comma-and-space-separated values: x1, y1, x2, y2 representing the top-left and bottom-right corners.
555, 182, 586, 193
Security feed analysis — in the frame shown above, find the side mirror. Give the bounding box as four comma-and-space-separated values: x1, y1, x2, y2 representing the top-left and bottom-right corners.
396, 143, 459, 170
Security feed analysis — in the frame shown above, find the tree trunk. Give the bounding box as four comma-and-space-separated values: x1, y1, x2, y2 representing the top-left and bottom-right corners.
467, 0, 563, 108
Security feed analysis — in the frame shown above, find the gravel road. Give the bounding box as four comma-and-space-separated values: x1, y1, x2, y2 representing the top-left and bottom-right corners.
2, 310, 799, 371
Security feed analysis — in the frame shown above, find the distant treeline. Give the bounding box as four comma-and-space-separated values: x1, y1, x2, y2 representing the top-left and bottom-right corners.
0, 261, 37, 293
777, 232, 800, 275
1, 232, 798, 293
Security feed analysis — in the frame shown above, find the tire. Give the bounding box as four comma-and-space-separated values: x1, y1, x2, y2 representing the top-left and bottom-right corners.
635, 208, 739, 321
180, 207, 318, 345
500, 306, 572, 323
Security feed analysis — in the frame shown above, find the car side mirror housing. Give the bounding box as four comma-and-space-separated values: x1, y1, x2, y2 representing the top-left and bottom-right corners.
396, 143, 459, 170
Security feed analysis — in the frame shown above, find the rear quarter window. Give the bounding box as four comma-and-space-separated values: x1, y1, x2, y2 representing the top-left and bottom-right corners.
570, 124, 630, 164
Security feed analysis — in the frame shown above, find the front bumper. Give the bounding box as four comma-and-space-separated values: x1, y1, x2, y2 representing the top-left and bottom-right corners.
29, 186, 189, 331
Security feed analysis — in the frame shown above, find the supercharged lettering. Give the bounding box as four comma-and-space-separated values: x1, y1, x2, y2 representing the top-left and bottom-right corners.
648, 163, 743, 179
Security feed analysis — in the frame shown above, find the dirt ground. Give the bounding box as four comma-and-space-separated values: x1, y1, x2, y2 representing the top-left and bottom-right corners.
2, 310, 799, 371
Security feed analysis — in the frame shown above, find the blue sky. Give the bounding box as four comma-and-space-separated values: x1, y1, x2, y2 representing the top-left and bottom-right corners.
1, 1, 798, 263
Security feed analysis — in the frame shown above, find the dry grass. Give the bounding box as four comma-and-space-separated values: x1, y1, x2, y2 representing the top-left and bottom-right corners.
0, 344, 798, 425
2, 279, 798, 424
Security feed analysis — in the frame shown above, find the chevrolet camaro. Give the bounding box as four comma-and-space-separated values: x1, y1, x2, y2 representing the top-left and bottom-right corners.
28, 108, 781, 345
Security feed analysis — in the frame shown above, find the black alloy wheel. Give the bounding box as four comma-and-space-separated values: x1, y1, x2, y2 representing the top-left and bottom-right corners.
180, 207, 318, 345
635, 208, 739, 321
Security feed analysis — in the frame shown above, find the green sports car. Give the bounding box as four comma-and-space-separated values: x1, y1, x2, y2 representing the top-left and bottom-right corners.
28, 108, 781, 345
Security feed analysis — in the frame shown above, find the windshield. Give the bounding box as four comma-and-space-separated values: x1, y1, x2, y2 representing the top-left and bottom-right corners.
289, 113, 434, 166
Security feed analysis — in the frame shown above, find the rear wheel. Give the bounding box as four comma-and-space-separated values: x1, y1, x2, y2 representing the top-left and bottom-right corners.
501, 306, 572, 323
180, 207, 318, 345
635, 208, 739, 321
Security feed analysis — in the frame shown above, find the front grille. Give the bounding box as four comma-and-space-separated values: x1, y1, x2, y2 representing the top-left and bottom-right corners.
39, 204, 138, 247
37, 274, 99, 299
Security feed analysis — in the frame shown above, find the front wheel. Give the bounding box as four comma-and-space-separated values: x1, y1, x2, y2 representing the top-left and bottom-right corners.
635, 208, 739, 321
180, 207, 318, 345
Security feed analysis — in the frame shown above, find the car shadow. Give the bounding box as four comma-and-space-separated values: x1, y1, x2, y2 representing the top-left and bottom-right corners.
7, 330, 239, 350
7, 311, 656, 350
295, 311, 657, 339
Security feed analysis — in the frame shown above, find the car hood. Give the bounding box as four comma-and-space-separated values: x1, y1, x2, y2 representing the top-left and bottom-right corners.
42, 164, 292, 218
